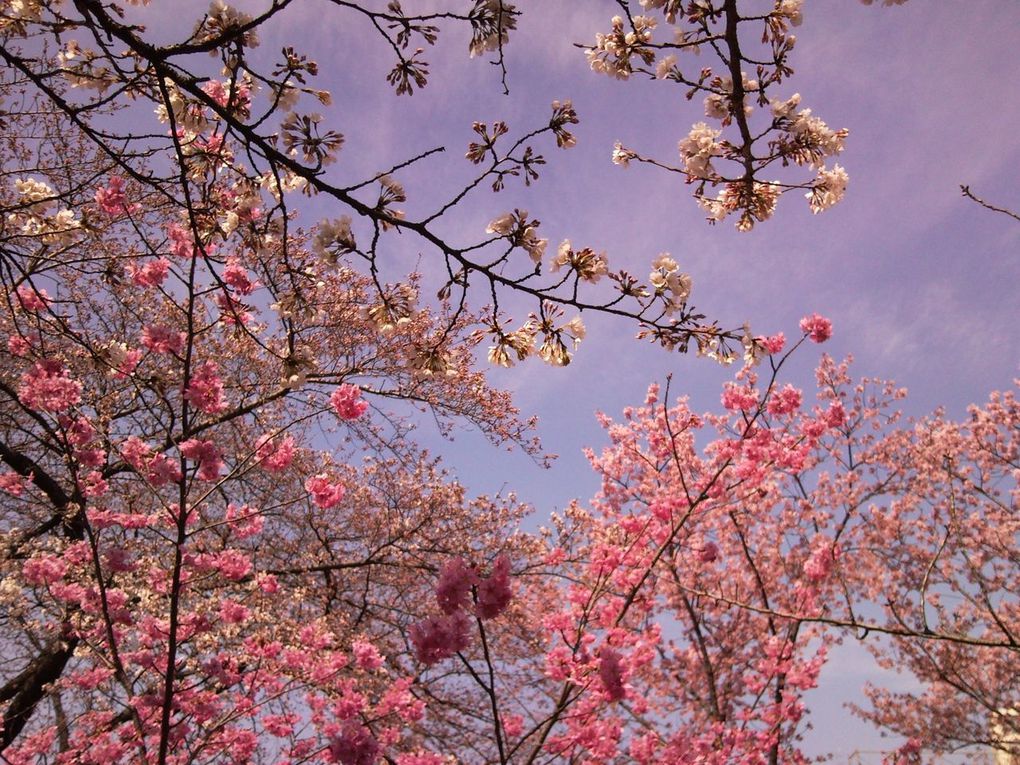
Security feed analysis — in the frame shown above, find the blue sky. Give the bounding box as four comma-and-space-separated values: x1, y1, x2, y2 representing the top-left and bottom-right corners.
173, 1, 1020, 758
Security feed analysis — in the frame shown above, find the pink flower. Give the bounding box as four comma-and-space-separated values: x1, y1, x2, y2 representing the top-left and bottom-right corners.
219, 599, 250, 624
327, 721, 379, 765
120, 436, 152, 471
8, 334, 32, 356
18, 360, 82, 412
128, 257, 170, 288
435, 558, 477, 615
599, 647, 627, 702
213, 549, 252, 581
256, 434, 296, 472
167, 223, 199, 259
803, 540, 838, 582
475, 555, 513, 619
331, 383, 369, 421
23, 554, 68, 585
223, 257, 256, 294
352, 639, 384, 671
179, 438, 223, 481
141, 325, 185, 355
305, 473, 346, 509
760, 332, 786, 354
720, 382, 759, 412
16, 285, 49, 312
0, 471, 28, 496
409, 610, 472, 665
799, 313, 833, 343
183, 361, 228, 414
94, 176, 139, 216
696, 541, 719, 563
766, 384, 803, 416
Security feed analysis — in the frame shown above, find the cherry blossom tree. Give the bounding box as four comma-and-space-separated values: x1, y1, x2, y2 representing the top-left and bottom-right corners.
3, 0, 1018, 763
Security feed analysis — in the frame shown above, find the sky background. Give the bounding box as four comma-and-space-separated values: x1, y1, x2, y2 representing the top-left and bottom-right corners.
163, 1, 1020, 759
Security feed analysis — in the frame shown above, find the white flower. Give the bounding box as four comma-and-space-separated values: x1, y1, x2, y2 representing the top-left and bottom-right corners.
612, 142, 635, 167
678, 122, 724, 179
486, 212, 515, 236
806, 164, 849, 213
656, 54, 677, 79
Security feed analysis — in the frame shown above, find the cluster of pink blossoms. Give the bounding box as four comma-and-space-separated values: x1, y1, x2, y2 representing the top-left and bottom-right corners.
305, 473, 346, 509
179, 438, 224, 481
94, 176, 140, 216
331, 383, 369, 420
799, 313, 833, 343
409, 556, 513, 665
18, 360, 82, 412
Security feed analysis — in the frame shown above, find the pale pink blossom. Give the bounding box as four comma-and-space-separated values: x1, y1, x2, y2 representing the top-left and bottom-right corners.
16, 285, 49, 312
0, 472, 28, 496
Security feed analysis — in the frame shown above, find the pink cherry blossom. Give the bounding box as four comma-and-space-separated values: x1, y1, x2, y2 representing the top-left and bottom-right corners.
435, 557, 477, 614
409, 610, 472, 665
256, 434, 296, 472
16, 285, 49, 312
94, 176, 140, 216
141, 324, 185, 355
474, 555, 513, 619
179, 438, 224, 481
0, 471, 28, 496
598, 647, 626, 702
305, 473, 346, 509
128, 257, 170, 287
184, 361, 228, 414
327, 721, 379, 765
18, 360, 82, 412
331, 383, 369, 421
799, 313, 833, 343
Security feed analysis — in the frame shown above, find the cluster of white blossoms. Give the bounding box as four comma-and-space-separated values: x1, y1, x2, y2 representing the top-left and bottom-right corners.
704, 73, 759, 122
586, 15, 657, 80
551, 240, 608, 284
611, 142, 637, 168
482, 308, 585, 368
8, 178, 81, 244
648, 254, 692, 315
806, 164, 849, 213
486, 210, 548, 265
698, 181, 782, 232
312, 216, 357, 261
775, 97, 848, 167
775, 0, 804, 26
595, 0, 863, 230
468, 0, 519, 58
678, 122, 725, 180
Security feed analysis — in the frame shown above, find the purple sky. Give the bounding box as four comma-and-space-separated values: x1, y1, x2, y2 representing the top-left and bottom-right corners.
168, 1, 1020, 758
